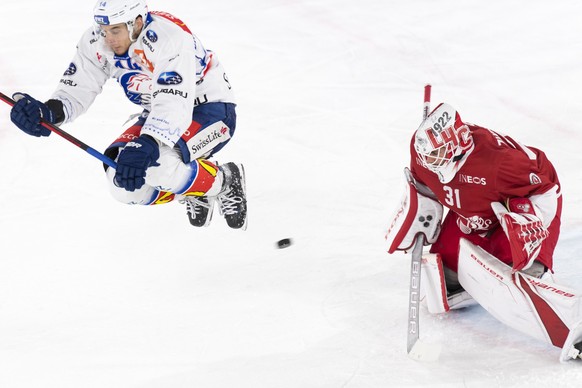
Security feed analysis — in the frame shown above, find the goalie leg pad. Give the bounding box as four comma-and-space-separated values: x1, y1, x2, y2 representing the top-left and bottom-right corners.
457, 238, 582, 359
560, 319, 582, 361
421, 253, 449, 314
421, 253, 477, 314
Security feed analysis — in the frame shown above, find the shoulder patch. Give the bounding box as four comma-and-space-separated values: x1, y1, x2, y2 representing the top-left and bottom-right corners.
529, 173, 542, 185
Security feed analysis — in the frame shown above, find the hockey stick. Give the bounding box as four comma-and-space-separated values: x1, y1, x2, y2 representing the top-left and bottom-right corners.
406, 84, 441, 361
0, 91, 117, 169
407, 236, 424, 351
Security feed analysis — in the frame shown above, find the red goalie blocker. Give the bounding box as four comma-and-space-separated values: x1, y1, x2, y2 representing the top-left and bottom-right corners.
385, 169, 443, 253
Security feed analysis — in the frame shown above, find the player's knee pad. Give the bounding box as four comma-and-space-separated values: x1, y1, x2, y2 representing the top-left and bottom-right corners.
105, 166, 168, 205
385, 174, 443, 253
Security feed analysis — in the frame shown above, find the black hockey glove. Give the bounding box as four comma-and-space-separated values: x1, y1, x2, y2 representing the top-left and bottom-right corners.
114, 135, 160, 192
10, 93, 56, 137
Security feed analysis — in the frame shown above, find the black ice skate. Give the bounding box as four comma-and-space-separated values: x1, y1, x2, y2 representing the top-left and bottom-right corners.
217, 163, 247, 230
182, 196, 214, 227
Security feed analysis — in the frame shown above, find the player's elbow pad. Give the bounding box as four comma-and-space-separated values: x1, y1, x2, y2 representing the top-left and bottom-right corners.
385, 180, 443, 253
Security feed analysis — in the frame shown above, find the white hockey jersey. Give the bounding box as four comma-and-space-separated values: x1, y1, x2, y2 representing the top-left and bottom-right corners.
51, 11, 236, 147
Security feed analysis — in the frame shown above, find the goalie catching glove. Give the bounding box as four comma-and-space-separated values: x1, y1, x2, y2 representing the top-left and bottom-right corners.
491, 198, 550, 273
385, 168, 443, 253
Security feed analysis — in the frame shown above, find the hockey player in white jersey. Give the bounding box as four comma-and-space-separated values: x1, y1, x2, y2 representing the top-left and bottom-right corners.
9, 0, 247, 229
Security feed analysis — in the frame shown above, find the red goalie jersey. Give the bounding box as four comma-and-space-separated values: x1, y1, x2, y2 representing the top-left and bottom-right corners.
409, 103, 562, 273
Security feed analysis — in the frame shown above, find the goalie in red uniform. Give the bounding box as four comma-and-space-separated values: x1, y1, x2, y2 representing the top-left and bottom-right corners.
385, 102, 582, 361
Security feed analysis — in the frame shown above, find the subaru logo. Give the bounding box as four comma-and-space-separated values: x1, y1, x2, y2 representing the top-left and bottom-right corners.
146, 30, 158, 43
157, 71, 183, 85
63, 62, 77, 76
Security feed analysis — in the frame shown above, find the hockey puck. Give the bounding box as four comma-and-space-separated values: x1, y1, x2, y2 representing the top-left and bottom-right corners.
276, 238, 293, 249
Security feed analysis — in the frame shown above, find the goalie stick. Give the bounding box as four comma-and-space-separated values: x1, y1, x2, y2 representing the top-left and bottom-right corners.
0, 91, 117, 169
406, 84, 441, 361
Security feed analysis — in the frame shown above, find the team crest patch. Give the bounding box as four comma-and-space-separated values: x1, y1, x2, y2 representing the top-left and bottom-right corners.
64, 63, 77, 76
529, 173, 542, 185
120, 72, 152, 105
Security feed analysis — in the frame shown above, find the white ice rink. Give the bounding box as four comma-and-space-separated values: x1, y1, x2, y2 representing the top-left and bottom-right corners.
1, 1, 581, 387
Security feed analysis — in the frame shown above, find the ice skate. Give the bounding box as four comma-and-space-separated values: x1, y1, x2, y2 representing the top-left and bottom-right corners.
181, 196, 214, 227
560, 319, 582, 361
217, 162, 247, 230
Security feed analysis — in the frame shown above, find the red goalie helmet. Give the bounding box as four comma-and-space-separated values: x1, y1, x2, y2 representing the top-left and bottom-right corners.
414, 103, 474, 183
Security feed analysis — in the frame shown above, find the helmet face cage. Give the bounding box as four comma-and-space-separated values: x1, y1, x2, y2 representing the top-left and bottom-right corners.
416, 138, 456, 174
413, 103, 473, 181
93, 0, 148, 41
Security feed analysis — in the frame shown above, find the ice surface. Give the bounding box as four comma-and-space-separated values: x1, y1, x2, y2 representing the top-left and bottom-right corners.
0, 1, 581, 387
